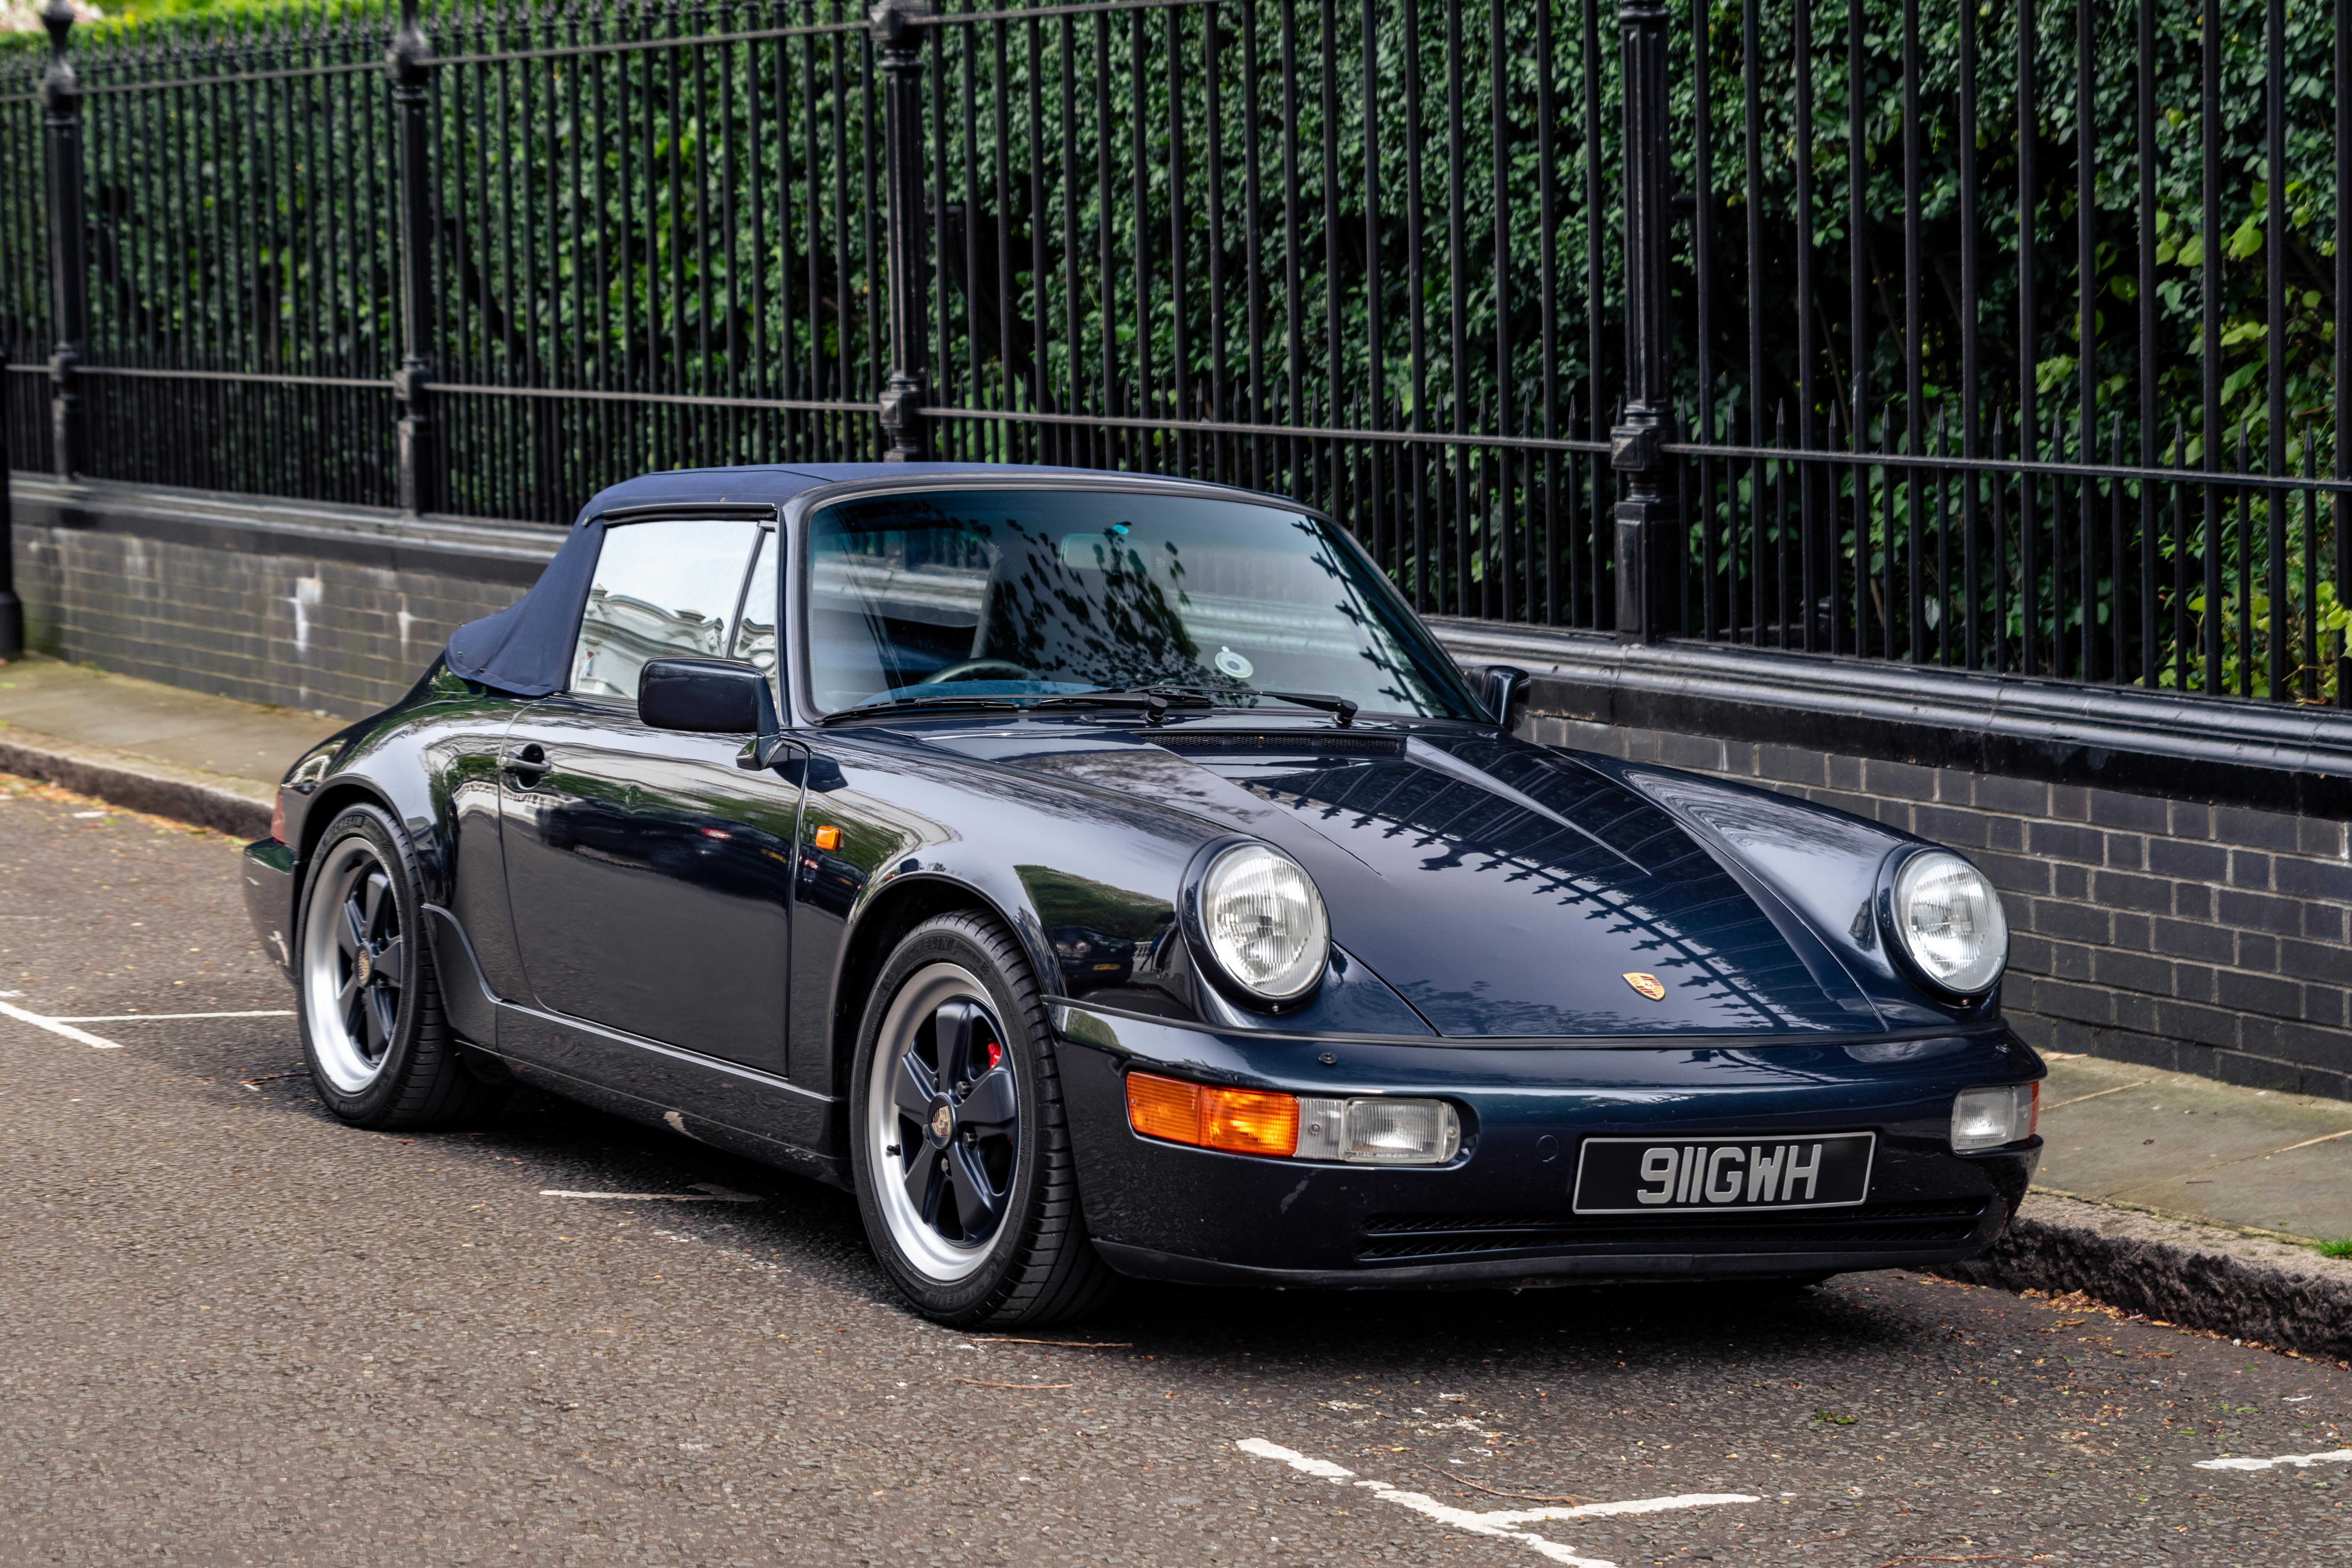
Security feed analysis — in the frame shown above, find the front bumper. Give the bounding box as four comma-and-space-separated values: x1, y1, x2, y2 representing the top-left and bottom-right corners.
241, 837, 298, 979
1055, 1004, 2040, 1287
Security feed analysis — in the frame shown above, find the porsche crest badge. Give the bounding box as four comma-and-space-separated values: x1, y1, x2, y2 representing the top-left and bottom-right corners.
1623, 971, 1667, 1001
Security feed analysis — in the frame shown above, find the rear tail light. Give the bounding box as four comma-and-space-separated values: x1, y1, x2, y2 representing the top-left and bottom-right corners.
1125, 1071, 1459, 1165
269, 790, 288, 844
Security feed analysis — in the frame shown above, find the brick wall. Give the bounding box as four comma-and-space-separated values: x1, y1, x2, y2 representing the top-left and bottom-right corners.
1532, 715, 2352, 1103
8, 497, 540, 718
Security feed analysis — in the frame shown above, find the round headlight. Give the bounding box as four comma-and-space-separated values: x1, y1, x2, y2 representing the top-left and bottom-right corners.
1892, 850, 2009, 995
1197, 843, 1330, 1002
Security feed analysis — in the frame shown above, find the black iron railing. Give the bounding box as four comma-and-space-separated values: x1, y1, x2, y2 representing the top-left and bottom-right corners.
1, 0, 2345, 704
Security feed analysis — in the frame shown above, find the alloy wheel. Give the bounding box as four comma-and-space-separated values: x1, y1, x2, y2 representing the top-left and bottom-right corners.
866, 963, 1021, 1281
301, 836, 406, 1093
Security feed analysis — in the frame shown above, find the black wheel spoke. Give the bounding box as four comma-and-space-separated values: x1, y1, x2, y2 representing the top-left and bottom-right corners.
904, 1147, 948, 1225
335, 962, 364, 1012
338, 895, 365, 956
360, 873, 389, 941
343, 984, 369, 1044
363, 986, 394, 1058
892, 1050, 937, 1121
944, 1142, 1004, 1234
957, 1066, 1017, 1138
932, 998, 982, 1082
373, 936, 405, 990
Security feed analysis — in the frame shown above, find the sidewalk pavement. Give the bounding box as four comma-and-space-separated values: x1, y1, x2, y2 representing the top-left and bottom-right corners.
3, 646, 2349, 1350
0, 654, 340, 838
2037, 1052, 2352, 1244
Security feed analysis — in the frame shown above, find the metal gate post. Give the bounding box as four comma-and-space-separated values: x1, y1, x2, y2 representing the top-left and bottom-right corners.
0, 349, 22, 660
39, 0, 87, 482
1610, 0, 1674, 640
873, 0, 934, 461
387, 0, 439, 514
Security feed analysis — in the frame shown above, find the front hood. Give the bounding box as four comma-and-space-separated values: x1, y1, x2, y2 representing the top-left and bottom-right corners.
926, 719, 1883, 1037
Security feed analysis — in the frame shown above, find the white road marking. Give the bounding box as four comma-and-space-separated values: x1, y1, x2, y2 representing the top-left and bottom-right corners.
1235, 1439, 1756, 1566
50, 1010, 294, 1023
2196, 1448, 2352, 1472
0, 998, 121, 1050
540, 1183, 762, 1203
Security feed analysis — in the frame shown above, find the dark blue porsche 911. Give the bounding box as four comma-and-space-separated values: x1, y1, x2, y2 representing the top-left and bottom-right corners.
242, 462, 2041, 1326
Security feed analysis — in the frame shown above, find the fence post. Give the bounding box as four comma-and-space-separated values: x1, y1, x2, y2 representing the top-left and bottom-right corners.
872, 0, 933, 462
387, 0, 439, 514
0, 349, 22, 660
39, 0, 88, 482
1610, 0, 1674, 640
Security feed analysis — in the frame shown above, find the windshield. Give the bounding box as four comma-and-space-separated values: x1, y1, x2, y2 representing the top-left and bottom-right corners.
800, 488, 1483, 720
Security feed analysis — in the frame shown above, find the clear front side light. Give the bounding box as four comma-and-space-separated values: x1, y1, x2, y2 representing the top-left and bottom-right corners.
1951, 1083, 2038, 1151
1298, 1096, 1461, 1165
1199, 843, 1330, 1002
1895, 850, 2010, 995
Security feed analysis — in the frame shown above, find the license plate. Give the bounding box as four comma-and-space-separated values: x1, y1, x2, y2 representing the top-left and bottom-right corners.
1572, 1133, 1875, 1215
1092, 962, 1121, 971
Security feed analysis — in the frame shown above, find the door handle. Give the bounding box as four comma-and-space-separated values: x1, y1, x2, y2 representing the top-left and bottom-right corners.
504, 743, 551, 785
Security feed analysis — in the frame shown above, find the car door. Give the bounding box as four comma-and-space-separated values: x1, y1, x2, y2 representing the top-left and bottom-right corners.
497, 512, 801, 1076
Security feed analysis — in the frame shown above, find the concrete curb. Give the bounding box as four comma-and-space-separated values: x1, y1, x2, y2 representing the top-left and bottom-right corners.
0, 727, 274, 840
1939, 1191, 2352, 1359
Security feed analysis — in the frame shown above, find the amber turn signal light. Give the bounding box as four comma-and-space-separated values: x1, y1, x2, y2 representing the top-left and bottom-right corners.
811, 824, 841, 851
1125, 1071, 1300, 1158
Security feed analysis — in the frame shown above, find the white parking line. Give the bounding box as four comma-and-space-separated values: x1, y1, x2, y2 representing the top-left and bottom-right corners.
1236, 1439, 1756, 1566
0, 998, 122, 1050
50, 1011, 294, 1023
0, 996, 297, 1050
2195, 1448, 2352, 1472
540, 1183, 762, 1203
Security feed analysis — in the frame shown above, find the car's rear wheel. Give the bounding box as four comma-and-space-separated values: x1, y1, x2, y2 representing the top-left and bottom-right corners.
296, 803, 509, 1130
850, 911, 1117, 1326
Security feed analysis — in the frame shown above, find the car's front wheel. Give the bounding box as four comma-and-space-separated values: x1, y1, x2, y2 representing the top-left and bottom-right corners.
850, 911, 1117, 1326
296, 803, 509, 1129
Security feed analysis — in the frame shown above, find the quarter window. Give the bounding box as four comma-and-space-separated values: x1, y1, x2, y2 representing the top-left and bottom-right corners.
570, 519, 764, 701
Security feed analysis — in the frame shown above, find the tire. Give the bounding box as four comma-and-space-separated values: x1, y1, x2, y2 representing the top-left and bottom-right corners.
294, 803, 510, 1130
849, 911, 1118, 1327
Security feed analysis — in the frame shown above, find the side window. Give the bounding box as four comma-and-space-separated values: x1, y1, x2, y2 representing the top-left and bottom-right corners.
570, 519, 763, 701
729, 530, 779, 681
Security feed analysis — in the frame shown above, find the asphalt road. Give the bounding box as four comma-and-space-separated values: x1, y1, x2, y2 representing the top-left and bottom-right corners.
2, 773, 2347, 1568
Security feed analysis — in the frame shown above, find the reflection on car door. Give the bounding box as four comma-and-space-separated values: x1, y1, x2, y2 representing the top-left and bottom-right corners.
497, 517, 801, 1078
420, 686, 535, 1046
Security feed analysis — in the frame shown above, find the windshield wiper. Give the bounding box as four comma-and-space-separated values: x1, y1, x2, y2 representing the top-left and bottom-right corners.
1030, 687, 1217, 727
1032, 686, 1363, 728
817, 694, 1022, 725
1257, 690, 1360, 727
1030, 691, 1213, 728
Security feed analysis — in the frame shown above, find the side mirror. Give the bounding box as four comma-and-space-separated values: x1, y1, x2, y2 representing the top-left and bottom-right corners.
1482, 664, 1531, 733
640, 658, 778, 739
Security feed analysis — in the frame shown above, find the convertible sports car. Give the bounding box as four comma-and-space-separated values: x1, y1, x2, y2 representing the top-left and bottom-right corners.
242, 463, 2041, 1326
